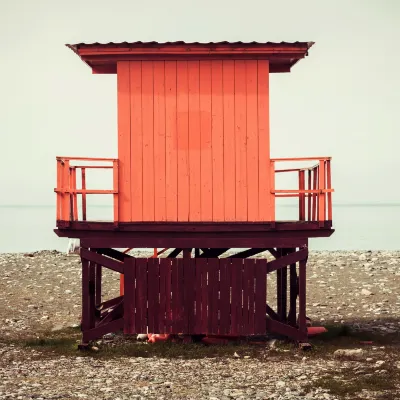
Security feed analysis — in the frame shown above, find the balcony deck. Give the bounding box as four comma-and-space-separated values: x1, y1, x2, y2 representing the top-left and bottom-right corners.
54, 156, 334, 248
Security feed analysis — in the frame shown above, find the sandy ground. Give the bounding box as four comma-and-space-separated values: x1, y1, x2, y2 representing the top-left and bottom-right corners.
0, 249, 400, 400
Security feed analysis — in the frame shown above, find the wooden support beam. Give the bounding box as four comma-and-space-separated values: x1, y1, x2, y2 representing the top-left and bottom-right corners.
97, 295, 123, 312
266, 304, 282, 322
98, 299, 124, 327
82, 318, 124, 342
80, 248, 124, 274
266, 319, 307, 341
96, 247, 133, 262
227, 248, 267, 258
197, 248, 230, 258
167, 248, 182, 258
267, 247, 308, 273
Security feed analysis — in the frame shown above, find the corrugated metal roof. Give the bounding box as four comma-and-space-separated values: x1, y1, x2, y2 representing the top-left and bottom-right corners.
66, 41, 314, 74
67, 41, 314, 51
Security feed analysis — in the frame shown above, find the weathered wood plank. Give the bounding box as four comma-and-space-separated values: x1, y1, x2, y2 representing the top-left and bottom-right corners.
123, 257, 135, 334
254, 259, 267, 334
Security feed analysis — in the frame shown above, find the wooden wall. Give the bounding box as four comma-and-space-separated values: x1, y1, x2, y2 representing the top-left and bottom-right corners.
117, 59, 273, 222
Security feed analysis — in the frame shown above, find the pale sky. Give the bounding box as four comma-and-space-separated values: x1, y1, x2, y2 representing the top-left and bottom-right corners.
1, 0, 399, 206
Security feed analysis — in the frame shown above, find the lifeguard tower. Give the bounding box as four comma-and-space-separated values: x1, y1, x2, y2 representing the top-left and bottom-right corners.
54, 41, 334, 347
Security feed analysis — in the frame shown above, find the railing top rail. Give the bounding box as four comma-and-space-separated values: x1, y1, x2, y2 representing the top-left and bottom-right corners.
271, 157, 331, 162
56, 156, 118, 162
70, 165, 114, 169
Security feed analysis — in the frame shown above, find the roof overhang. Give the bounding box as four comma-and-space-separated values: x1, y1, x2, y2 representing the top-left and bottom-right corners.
66, 41, 314, 74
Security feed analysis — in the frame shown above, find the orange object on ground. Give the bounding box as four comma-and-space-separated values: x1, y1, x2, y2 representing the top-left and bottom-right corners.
307, 326, 327, 336
147, 334, 171, 343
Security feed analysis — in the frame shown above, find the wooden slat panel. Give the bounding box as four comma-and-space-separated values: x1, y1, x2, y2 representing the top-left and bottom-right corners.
222, 60, 236, 221
154, 61, 166, 221
234, 61, 248, 221
171, 259, 179, 332
254, 259, 267, 334
117, 62, 131, 221
242, 259, 250, 333
245, 259, 256, 333
230, 258, 242, 335
135, 258, 147, 333
177, 61, 189, 221
199, 258, 208, 333
176, 258, 184, 332
188, 61, 201, 221
165, 61, 178, 221
206, 259, 213, 333
147, 258, 158, 333
209, 258, 219, 334
199, 61, 213, 221
194, 257, 203, 333
211, 60, 224, 221
123, 258, 136, 334
185, 257, 196, 334
159, 258, 167, 333
246, 60, 259, 221
130, 61, 143, 221
258, 60, 271, 221
164, 258, 173, 333
142, 61, 155, 221
219, 258, 230, 334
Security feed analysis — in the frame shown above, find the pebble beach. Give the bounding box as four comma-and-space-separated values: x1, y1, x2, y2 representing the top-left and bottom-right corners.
1, 249, 400, 399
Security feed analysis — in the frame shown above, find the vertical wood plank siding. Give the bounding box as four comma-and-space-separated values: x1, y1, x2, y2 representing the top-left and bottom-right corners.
117, 60, 271, 222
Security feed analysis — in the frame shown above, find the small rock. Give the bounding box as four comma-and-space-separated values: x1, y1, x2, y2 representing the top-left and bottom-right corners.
65, 290, 72, 294
276, 381, 286, 388
361, 289, 373, 296
233, 352, 240, 358
51, 325, 64, 332
333, 348, 364, 360
375, 360, 385, 367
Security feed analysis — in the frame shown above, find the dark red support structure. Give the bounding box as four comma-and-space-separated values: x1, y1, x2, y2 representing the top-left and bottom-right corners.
71, 231, 321, 347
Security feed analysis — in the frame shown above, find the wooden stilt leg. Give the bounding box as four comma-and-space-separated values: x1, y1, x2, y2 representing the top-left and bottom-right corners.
298, 257, 307, 336
288, 260, 298, 326
88, 261, 96, 329
95, 264, 102, 307
81, 256, 91, 336
286, 247, 298, 327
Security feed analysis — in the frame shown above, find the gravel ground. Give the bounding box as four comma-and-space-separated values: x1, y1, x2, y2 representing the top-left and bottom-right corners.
0, 250, 400, 400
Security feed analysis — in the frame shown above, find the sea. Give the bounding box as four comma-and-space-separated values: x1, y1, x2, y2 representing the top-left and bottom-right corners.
0, 204, 399, 253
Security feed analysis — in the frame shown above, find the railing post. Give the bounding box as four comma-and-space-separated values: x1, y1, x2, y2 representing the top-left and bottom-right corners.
270, 160, 276, 222
307, 170, 312, 221
56, 159, 62, 221
70, 167, 78, 221
81, 168, 87, 221
298, 170, 305, 221
312, 166, 318, 221
326, 160, 332, 221
61, 159, 70, 223
318, 160, 326, 224
113, 160, 119, 225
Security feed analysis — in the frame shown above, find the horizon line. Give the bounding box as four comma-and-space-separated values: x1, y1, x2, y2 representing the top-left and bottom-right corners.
1, 202, 400, 208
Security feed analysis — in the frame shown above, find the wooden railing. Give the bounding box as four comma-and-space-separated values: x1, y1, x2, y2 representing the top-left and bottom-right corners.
55, 157, 119, 224
271, 157, 333, 223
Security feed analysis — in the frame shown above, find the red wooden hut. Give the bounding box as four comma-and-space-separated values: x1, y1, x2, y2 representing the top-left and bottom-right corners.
55, 41, 334, 347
